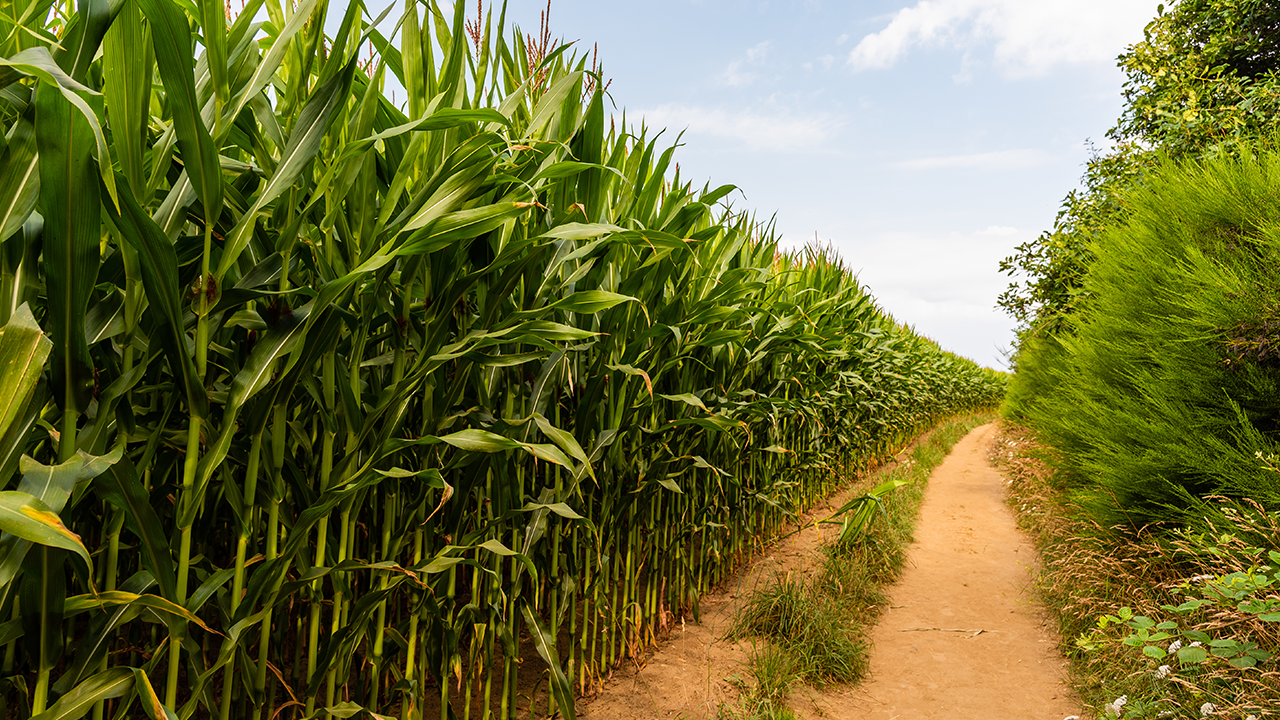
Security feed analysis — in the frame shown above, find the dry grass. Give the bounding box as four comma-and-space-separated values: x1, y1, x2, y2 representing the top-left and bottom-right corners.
991, 423, 1280, 719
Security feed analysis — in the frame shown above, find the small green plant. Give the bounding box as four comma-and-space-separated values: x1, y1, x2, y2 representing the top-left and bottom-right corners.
1081, 544, 1280, 671
748, 644, 801, 710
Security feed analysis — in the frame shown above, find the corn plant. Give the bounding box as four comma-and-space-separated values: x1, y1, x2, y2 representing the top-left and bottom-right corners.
0, 1, 1005, 718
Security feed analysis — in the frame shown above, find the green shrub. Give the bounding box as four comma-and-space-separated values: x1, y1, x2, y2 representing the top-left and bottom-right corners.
1022, 144, 1280, 527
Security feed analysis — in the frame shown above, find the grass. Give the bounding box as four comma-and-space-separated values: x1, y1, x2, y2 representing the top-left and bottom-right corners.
992, 422, 1280, 719
721, 410, 996, 717
727, 573, 867, 686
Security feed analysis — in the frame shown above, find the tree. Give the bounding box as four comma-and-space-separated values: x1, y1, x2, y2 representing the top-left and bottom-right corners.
998, 0, 1280, 334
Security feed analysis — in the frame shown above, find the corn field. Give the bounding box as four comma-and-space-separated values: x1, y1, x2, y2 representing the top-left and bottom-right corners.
0, 1, 1005, 718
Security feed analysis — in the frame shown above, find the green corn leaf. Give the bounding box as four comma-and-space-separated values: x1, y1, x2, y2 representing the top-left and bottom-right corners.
520, 604, 577, 720
188, 305, 313, 519
503, 320, 598, 343
49, 0, 111, 83
0, 303, 50, 440
97, 455, 177, 600
398, 201, 532, 255
35, 83, 99, 416
28, 667, 134, 720
437, 429, 522, 453
20, 545, 66, 701
18, 447, 122, 514
531, 160, 605, 183
51, 572, 155, 695
532, 413, 591, 469
136, 0, 223, 227
104, 179, 208, 419
0, 47, 117, 207
223, 0, 324, 125
657, 477, 683, 494
525, 71, 582, 139
0, 382, 44, 493
131, 667, 178, 720
538, 222, 624, 240
197, 0, 228, 107
660, 393, 708, 412
607, 363, 654, 396
101, 0, 154, 197
185, 565, 233, 614
548, 290, 638, 314
85, 591, 216, 634
0, 117, 39, 242
216, 53, 361, 278
394, 134, 504, 233
0, 492, 90, 572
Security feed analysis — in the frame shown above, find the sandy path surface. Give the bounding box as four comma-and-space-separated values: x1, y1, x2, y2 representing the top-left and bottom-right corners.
581, 423, 1080, 719
823, 423, 1079, 718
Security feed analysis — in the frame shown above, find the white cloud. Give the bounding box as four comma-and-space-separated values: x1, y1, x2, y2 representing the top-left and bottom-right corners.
834, 227, 1027, 368
847, 0, 1153, 77
894, 148, 1055, 170
719, 40, 772, 87
636, 104, 845, 152
977, 225, 1018, 236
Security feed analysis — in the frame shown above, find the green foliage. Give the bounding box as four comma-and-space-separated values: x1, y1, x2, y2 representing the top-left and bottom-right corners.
999, 331, 1069, 422
997, 149, 1137, 332
1000, 0, 1280, 333
1074, 537, 1280, 717
1115, 0, 1280, 157
1019, 147, 1280, 525
1084, 544, 1280, 670
996, 427, 1280, 718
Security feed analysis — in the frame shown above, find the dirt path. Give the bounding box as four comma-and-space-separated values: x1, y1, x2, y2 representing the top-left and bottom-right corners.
820, 423, 1079, 718
581, 423, 1080, 719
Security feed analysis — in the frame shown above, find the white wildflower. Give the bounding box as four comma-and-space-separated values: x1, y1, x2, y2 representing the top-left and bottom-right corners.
1168, 639, 1183, 654
1190, 641, 1203, 647
1153, 664, 1172, 679
1199, 701, 1215, 716
1104, 695, 1128, 717
1189, 574, 1215, 582
1157, 713, 1174, 719
1246, 715, 1258, 720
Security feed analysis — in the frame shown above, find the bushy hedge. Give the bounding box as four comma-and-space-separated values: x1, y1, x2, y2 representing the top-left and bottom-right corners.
1005, 145, 1280, 527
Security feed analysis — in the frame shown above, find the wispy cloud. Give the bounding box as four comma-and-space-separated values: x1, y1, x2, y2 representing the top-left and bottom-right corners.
719, 40, 773, 87
847, 0, 1152, 77
977, 225, 1019, 236
636, 104, 845, 152
894, 148, 1054, 170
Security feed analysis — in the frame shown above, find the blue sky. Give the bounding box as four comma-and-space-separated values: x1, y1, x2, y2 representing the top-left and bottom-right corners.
493, 0, 1159, 369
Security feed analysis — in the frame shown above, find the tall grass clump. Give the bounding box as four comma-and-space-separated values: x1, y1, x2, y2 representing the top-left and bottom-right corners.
728, 573, 866, 686
1010, 143, 1280, 528
0, 2, 1005, 718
